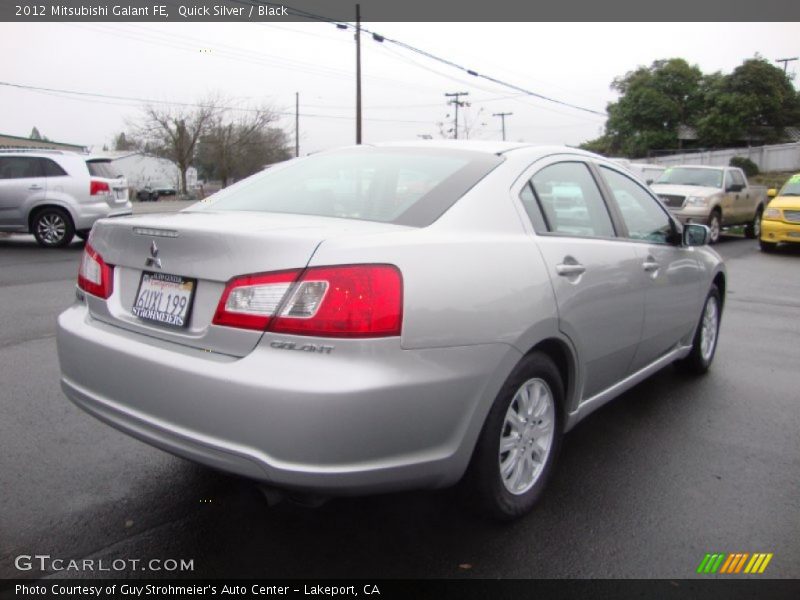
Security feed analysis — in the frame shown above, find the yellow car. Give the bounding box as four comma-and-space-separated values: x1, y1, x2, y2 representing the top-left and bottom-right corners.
761, 174, 800, 252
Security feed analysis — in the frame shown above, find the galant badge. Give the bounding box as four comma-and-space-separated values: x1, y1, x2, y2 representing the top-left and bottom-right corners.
145, 240, 162, 269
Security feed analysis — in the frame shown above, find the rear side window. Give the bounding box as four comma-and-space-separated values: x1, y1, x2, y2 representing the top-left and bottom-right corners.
40, 158, 67, 177
86, 160, 118, 178
0, 157, 42, 179
528, 162, 616, 238
193, 148, 504, 227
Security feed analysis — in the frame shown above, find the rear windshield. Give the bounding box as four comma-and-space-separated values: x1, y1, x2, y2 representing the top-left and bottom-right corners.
86, 160, 119, 179
192, 148, 504, 227
655, 167, 723, 188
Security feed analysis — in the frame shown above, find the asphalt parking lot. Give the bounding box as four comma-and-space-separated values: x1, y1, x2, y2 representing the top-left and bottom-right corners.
1, 214, 798, 580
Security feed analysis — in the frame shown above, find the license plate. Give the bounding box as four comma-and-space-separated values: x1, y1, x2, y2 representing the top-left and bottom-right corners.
133, 272, 196, 328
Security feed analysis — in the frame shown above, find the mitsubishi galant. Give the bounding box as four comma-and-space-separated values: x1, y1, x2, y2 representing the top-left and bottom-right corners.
57, 142, 725, 519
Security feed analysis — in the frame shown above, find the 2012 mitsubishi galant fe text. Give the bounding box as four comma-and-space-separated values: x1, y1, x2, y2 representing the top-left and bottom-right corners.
57, 142, 726, 519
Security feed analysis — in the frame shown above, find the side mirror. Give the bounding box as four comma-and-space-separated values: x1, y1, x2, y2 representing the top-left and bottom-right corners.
683, 223, 709, 247
768, 188, 777, 198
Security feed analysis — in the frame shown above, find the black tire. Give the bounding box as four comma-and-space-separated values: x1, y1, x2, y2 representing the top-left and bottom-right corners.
675, 285, 721, 375
31, 207, 75, 248
759, 239, 777, 253
744, 208, 762, 239
707, 210, 722, 244
464, 352, 564, 520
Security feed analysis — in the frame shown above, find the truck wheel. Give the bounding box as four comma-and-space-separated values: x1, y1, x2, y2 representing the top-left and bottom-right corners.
744, 208, 762, 239
707, 210, 721, 244
32, 207, 75, 248
463, 352, 564, 520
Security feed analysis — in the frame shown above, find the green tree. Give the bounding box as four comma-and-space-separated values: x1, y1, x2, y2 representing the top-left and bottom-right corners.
696, 57, 800, 146
585, 58, 704, 157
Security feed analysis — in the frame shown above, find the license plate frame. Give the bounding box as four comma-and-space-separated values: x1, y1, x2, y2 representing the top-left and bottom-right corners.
132, 271, 197, 329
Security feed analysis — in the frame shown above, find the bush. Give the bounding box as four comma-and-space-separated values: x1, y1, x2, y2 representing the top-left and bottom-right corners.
729, 156, 759, 177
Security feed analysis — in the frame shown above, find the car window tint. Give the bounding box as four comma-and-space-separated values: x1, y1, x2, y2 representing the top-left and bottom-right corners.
40, 158, 67, 177
194, 149, 504, 227
86, 160, 118, 178
529, 162, 615, 238
0, 157, 43, 179
600, 166, 673, 244
730, 169, 745, 187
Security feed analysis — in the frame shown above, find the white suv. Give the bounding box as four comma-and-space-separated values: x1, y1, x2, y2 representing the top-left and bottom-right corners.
0, 150, 132, 247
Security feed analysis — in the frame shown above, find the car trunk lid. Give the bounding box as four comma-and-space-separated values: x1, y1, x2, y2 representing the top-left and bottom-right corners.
84, 210, 408, 356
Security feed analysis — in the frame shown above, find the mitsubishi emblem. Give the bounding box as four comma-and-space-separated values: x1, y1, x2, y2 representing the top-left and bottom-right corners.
145, 240, 162, 269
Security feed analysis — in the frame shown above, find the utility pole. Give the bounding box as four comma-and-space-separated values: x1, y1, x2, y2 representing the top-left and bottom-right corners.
445, 91, 469, 139
776, 57, 798, 74
493, 112, 513, 141
295, 92, 299, 157
355, 4, 362, 144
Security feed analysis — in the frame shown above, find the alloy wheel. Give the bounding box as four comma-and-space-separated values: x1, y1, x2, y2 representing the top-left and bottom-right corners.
36, 213, 66, 245
700, 296, 719, 362
499, 378, 555, 495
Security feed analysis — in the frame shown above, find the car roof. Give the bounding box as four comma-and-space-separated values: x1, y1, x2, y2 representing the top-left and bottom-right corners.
374, 140, 532, 154
370, 140, 600, 160
667, 165, 729, 170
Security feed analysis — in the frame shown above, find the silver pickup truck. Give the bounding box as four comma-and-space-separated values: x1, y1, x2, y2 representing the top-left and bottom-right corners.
651, 165, 767, 243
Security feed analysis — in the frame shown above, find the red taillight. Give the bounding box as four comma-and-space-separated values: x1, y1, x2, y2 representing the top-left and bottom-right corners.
212, 265, 403, 338
90, 180, 110, 195
273, 265, 403, 337
212, 270, 302, 330
78, 243, 113, 298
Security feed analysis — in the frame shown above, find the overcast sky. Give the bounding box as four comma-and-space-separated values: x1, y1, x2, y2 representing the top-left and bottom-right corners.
1, 22, 799, 154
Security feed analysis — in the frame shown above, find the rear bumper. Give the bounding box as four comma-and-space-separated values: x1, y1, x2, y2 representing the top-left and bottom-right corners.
57, 302, 515, 494
73, 201, 133, 231
761, 218, 800, 244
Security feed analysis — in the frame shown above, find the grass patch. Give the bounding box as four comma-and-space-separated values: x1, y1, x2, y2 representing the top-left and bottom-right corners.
751, 171, 796, 190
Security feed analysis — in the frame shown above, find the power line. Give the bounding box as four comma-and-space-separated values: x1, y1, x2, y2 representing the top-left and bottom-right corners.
0, 81, 434, 124
236, 1, 607, 117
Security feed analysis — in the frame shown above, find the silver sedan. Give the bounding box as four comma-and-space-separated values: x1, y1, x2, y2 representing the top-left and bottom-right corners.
57, 142, 725, 519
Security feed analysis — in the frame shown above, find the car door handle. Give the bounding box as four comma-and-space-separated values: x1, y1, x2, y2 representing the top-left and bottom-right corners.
556, 263, 586, 276
28, 185, 43, 190
643, 259, 660, 272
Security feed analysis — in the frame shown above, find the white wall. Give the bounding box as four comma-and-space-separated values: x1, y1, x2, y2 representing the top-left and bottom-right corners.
651, 142, 800, 172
